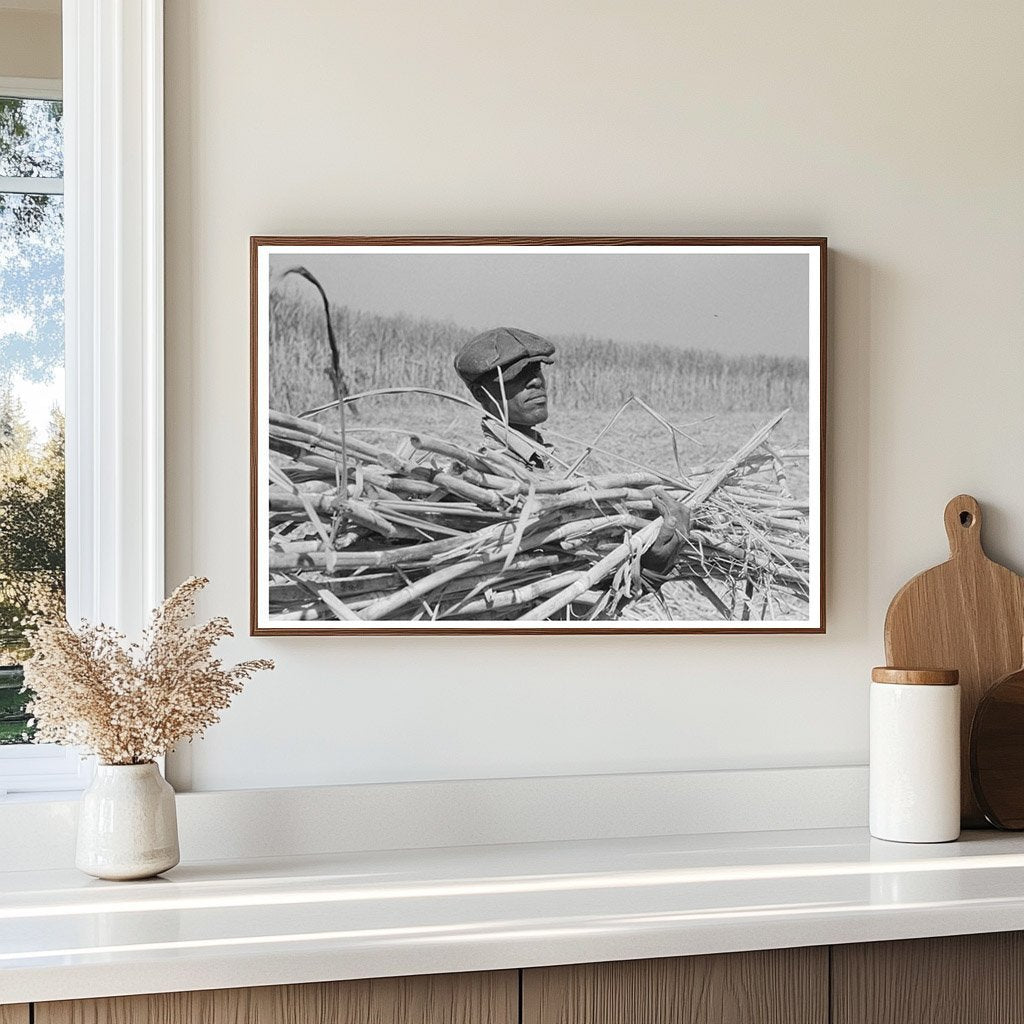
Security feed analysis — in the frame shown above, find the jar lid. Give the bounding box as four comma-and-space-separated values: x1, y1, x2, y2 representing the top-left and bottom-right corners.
871, 667, 959, 686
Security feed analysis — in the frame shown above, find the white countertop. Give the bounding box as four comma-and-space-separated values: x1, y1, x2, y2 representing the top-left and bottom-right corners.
4, 826, 1024, 1004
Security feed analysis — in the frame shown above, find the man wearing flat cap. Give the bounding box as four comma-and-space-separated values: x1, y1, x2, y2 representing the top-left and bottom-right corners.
454, 326, 689, 576
454, 326, 555, 470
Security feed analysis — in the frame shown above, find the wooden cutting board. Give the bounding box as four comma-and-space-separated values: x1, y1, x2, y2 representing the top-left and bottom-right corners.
884, 494, 1024, 826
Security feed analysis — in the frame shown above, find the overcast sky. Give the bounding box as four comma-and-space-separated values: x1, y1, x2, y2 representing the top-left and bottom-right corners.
271, 250, 810, 359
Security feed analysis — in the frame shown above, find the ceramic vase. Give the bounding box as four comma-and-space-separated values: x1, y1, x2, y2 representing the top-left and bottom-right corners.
76, 762, 180, 880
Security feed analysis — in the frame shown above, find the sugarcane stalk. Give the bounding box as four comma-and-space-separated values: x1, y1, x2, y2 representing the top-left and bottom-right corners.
517, 518, 663, 621
410, 435, 507, 476
430, 472, 506, 509
685, 533, 809, 583
265, 387, 814, 623
537, 487, 656, 513
765, 443, 792, 497
434, 553, 584, 610
269, 415, 385, 463
502, 483, 537, 571
442, 569, 588, 617
283, 269, 351, 492
371, 508, 470, 537
318, 589, 363, 621
358, 513, 644, 619
269, 531, 474, 570
685, 411, 789, 510
359, 557, 487, 619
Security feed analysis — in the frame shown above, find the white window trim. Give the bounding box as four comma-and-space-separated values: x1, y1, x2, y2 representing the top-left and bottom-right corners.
0, 744, 92, 795
0, 175, 63, 195
0, 2, 165, 797
0, 76, 62, 101
63, 0, 164, 632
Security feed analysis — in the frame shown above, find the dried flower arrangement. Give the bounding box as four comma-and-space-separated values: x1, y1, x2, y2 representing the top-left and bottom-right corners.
23, 577, 273, 765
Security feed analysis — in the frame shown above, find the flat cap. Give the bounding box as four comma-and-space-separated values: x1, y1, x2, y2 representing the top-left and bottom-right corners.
454, 326, 555, 385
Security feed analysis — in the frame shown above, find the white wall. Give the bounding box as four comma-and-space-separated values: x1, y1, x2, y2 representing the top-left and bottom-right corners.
164, 1, 1024, 792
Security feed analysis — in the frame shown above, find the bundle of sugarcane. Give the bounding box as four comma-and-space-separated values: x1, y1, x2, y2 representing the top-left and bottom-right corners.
264, 392, 811, 624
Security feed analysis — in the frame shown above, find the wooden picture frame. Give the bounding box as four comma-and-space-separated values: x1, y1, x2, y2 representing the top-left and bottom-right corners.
251, 236, 826, 635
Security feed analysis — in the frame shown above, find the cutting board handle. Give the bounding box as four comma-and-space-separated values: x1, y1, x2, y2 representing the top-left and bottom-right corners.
944, 494, 983, 559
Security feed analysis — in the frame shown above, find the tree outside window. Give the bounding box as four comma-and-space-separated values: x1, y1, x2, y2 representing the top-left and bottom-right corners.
0, 94, 65, 743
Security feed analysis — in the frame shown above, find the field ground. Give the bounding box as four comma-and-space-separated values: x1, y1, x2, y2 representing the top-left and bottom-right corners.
313, 397, 810, 502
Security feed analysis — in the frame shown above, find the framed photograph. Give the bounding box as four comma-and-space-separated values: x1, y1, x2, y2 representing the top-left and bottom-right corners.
251, 237, 826, 634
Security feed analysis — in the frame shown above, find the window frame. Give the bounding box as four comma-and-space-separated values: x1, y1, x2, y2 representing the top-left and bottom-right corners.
0, 0, 165, 798
0, 77, 64, 195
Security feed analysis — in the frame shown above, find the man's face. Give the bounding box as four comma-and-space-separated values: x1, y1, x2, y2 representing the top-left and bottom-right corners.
501, 363, 549, 427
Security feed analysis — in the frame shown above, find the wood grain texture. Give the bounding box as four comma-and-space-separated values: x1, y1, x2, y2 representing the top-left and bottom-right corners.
871, 667, 959, 686
884, 494, 1024, 826
832, 932, 1024, 1024
36, 971, 517, 1024
970, 657, 1024, 827
522, 948, 828, 1024
0, 1007, 30, 1024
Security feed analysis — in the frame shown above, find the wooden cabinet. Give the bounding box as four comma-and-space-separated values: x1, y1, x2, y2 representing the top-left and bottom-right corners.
522, 948, 828, 1024
34, 971, 517, 1024
14, 933, 1024, 1024
832, 932, 1024, 1024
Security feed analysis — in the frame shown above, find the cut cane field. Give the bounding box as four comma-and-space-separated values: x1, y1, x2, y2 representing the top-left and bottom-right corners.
265, 287, 813, 624
268, 294, 810, 499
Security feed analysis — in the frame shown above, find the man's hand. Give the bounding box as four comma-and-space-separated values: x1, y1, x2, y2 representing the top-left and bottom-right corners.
641, 487, 691, 575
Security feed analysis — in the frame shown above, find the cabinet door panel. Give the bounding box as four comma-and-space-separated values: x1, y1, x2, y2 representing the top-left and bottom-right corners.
0, 1007, 29, 1024
36, 970, 518, 1024
832, 932, 1024, 1024
523, 948, 827, 1024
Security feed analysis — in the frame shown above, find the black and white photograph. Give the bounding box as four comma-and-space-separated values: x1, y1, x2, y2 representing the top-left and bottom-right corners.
251, 238, 825, 633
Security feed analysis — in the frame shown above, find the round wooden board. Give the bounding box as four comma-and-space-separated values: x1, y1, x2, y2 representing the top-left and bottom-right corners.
885, 495, 1024, 827
971, 664, 1024, 829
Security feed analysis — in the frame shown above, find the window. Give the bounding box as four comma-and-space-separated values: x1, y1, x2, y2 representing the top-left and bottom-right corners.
0, 87, 65, 715
0, 78, 82, 795
0, 5, 166, 798
0, 87, 65, 728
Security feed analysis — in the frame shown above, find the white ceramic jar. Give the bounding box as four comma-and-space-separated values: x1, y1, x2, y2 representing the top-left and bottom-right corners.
76, 762, 180, 880
870, 667, 961, 843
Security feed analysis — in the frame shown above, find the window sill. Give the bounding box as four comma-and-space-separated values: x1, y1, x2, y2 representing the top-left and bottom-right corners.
0, 789, 85, 804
